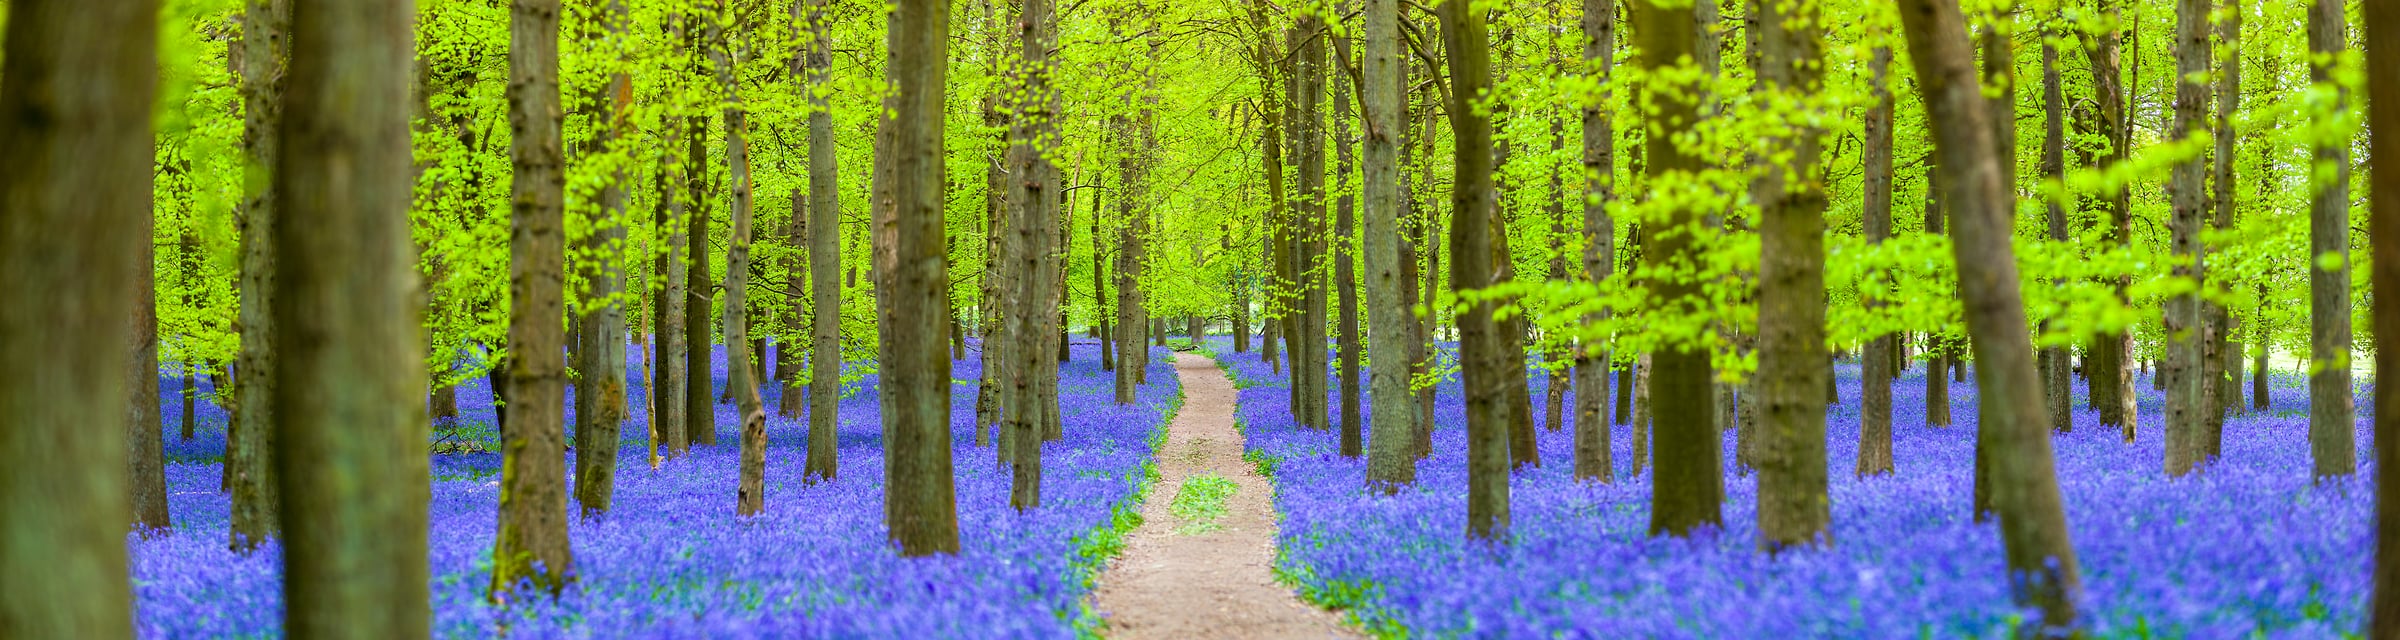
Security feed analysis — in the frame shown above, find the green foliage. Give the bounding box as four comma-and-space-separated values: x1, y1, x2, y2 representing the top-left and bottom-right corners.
1168, 473, 1237, 535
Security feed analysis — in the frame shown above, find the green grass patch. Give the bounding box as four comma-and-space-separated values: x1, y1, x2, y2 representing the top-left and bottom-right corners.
1169, 473, 1239, 535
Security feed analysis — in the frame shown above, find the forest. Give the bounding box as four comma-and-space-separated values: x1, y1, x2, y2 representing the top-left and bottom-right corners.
3, 0, 2400, 636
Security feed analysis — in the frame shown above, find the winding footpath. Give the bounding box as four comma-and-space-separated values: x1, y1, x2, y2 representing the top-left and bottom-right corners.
1091, 353, 1357, 639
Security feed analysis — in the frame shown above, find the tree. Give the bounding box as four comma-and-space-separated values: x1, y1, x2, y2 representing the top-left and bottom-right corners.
128, 195, 170, 532
883, 0, 961, 556
229, 0, 292, 552
1008, 0, 1063, 510
2039, 16, 2071, 434
2306, 0, 2353, 480
2078, 0, 2138, 439
651, 11, 690, 460
705, 0, 768, 517
1572, 0, 1617, 484
2361, 0, 2399, 629
1754, 0, 1830, 552
1438, 0, 1510, 542
803, 0, 840, 483
686, 109, 717, 448
573, 0, 632, 517
1334, 26, 1363, 460
1362, 0, 1414, 490
2203, 0, 2241, 444
1857, 40, 1897, 478
493, 0, 575, 596
1895, 0, 2083, 629
1637, 0, 1722, 538
2162, 0, 2210, 477
0, 0, 158, 631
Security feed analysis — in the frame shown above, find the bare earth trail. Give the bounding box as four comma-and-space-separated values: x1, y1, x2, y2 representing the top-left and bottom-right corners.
1091, 353, 1358, 639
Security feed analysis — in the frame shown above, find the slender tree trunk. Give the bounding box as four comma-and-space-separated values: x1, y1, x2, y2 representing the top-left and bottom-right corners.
2081, 0, 2138, 438
229, 0, 291, 552
0, 0, 157, 630
685, 112, 717, 447
573, 0, 632, 517
1115, 108, 1148, 405
1333, 32, 1363, 459
1895, 0, 2083, 628
1361, 0, 1414, 490
2162, 0, 2211, 477
1858, 42, 1896, 477
1971, 8, 2018, 523
1637, 0, 1721, 537
1924, 164, 1953, 430
1755, 0, 1829, 552
1571, 0, 1617, 483
2252, 314, 2269, 411
181, 362, 199, 441
704, 0, 767, 515
2041, 23, 2073, 434
1438, 0, 1509, 542
654, 47, 690, 456
883, 0, 961, 555
2359, 0, 2400, 630
1631, 353, 1651, 474
128, 212, 170, 531
1298, 10, 1331, 435
494, 0, 575, 595
2204, 0, 2241, 439
1006, 0, 1062, 509
2307, 0, 2354, 480
804, 0, 840, 481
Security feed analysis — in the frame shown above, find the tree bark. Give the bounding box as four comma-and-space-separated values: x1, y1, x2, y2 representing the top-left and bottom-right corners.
1361, 0, 1414, 490
0, 0, 156, 630
1637, 0, 1721, 538
128, 209, 170, 531
2359, 0, 2400, 630
1572, 0, 1617, 483
804, 0, 840, 482
2080, 0, 2138, 438
1334, 28, 1363, 459
494, 0, 575, 595
883, 0, 961, 555
1858, 42, 1896, 477
1007, 0, 1063, 509
2162, 0, 2211, 477
1754, 0, 1829, 552
574, 0, 632, 517
686, 111, 716, 447
704, 0, 768, 516
2041, 23, 2072, 434
272, 0, 431, 632
2307, 0, 2354, 480
1895, 0, 2084, 628
1923, 164, 1952, 429
2203, 0, 2241, 440
230, 0, 292, 552
1438, 0, 1510, 542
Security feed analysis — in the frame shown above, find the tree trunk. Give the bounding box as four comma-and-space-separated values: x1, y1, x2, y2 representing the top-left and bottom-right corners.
1296, 10, 1331, 435
685, 110, 717, 447
1923, 165, 1952, 429
653, 45, 690, 456
2359, 0, 2400, 630
271, 0, 432, 626
883, 0, 961, 555
1634, 0, 1723, 538
804, 0, 840, 482
2041, 24, 2073, 434
1438, 0, 1510, 542
128, 210, 170, 531
229, 0, 291, 552
2307, 0, 2354, 480
704, 0, 767, 516
1631, 353, 1651, 475
1362, 0, 1414, 490
2204, 0, 2240, 438
2252, 316, 2269, 411
181, 363, 200, 441
2081, 0, 2138, 439
1115, 106, 1148, 405
1006, 0, 1063, 509
0, 0, 157, 630
573, 0, 632, 517
1334, 30, 1363, 459
1895, 0, 2084, 628
1754, 0, 1829, 552
1572, 0, 1617, 483
495, 0, 575, 595
1858, 41, 1896, 477
2162, 0, 2211, 477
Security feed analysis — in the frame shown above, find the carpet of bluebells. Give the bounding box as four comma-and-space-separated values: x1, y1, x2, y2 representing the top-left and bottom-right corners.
138, 340, 1179, 638
1206, 337, 2376, 638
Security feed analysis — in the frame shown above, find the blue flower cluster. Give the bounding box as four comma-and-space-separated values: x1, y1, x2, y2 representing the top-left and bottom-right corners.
135, 340, 1179, 638
1208, 337, 2373, 638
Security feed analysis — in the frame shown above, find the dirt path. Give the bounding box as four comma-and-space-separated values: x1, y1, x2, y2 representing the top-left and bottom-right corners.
1090, 353, 1357, 640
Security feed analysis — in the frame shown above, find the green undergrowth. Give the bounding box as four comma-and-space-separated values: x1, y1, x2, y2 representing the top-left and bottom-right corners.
1169, 474, 1238, 534
1068, 369, 1182, 639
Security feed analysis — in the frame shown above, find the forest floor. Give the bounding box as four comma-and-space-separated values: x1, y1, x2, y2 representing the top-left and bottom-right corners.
1089, 353, 1357, 639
